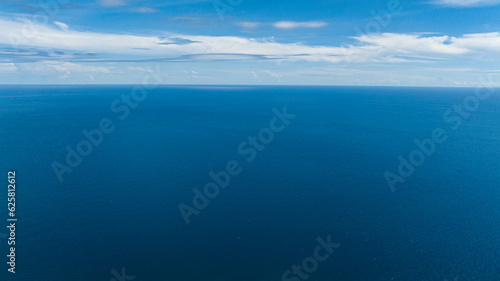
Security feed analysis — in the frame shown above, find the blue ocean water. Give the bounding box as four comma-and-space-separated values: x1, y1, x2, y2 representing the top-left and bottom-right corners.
0, 85, 499, 281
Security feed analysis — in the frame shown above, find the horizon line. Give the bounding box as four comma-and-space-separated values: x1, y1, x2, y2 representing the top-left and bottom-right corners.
0, 84, 495, 89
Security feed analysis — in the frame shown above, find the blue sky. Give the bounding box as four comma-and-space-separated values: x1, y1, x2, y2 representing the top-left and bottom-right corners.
1, 0, 500, 85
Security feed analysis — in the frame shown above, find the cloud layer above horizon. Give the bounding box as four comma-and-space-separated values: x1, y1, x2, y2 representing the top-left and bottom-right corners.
2, 17, 500, 63
1, 0, 500, 85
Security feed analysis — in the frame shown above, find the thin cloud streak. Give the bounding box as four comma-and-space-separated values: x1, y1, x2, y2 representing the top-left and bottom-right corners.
237, 21, 328, 29
433, 0, 500, 6
132, 7, 160, 13
272, 21, 328, 29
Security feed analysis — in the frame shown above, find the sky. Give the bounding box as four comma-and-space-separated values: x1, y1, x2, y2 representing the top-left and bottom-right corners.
0, 0, 500, 86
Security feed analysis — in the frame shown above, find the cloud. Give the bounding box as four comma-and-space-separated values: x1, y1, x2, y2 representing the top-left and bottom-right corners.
0, 63, 17, 73
272, 21, 328, 29
0, 47, 98, 63
43, 61, 111, 73
9, 61, 112, 81
449, 32, 500, 51
89, 54, 273, 63
99, 0, 128, 7
158, 37, 200, 45
237, 21, 328, 30
237, 22, 262, 28
132, 7, 159, 13
2, 16, 500, 65
172, 54, 270, 62
433, 0, 500, 6
169, 16, 214, 26
53, 21, 69, 31
127, 66, 147, 71
355, 33, 469, 55
265, 70, 281, 78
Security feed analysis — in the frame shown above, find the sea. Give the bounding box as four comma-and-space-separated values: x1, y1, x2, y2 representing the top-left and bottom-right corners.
0, 85, 499, 281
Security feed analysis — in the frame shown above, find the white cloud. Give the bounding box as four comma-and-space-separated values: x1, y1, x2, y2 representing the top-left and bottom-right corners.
272, 21, 328, 29
433, 0, 500, 6
265, 70, 281, 78
53, 21, 69, 31
2, 17, 500, 65
238, 21, 328, 30
355, 33, 469, 55
99, 0, 128, 7
237, 22, 262, 28
451, 32, 500, 50
132, 7, 159, 13
9, 61, 112, 81
127, 66, 148, 71
44, 61, 111, 73
0, 63, 18, 73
